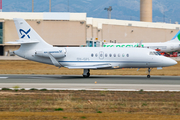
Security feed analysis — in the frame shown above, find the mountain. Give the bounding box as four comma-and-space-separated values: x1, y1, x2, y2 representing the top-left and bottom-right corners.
2, 0, 180, 24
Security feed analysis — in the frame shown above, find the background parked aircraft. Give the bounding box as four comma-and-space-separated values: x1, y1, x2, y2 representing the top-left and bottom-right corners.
103, 30, 180, 53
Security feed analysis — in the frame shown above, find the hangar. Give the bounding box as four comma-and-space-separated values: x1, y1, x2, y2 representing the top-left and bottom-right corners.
0, 12, 180, 56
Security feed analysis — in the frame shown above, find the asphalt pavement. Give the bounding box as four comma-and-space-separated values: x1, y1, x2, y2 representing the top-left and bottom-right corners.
0, 75, 180, 91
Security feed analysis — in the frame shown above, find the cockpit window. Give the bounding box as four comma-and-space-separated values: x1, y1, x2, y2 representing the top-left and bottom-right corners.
154, 52, 158, 55
150, 51, 161, 56
149, 52, 154, 55
156, 52, 161, 56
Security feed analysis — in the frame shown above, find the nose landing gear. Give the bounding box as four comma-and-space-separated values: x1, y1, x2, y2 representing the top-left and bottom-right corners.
147, 68, 151, 78
83, 69, 90, 78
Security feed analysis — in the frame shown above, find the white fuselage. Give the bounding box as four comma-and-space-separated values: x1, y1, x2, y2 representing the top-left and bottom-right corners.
104, 41, 180, 53
14, 45, 177, 69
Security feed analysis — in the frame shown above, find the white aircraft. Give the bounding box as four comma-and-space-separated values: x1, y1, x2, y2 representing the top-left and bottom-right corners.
8, 18, 177, 78
103, 31, 180, 53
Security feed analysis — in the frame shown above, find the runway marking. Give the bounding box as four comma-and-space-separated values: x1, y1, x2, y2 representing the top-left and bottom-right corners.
0, 77, 8, 79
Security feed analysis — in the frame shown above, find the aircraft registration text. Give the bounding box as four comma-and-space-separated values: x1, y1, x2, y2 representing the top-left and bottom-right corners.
77, 58, 89, 61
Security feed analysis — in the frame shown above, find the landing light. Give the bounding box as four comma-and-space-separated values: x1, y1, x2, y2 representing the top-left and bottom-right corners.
157, 67, 162, 70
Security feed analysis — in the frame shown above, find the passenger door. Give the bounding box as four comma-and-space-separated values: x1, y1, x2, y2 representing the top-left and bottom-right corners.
99, 51, 104, 60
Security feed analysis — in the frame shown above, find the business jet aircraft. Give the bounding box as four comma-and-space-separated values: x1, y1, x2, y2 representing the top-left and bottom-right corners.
8, 18, 177, 78
103, 31, 180, 53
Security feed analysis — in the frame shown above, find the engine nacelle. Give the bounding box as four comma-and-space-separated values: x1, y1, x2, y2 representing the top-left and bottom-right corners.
35, 48, 66, 58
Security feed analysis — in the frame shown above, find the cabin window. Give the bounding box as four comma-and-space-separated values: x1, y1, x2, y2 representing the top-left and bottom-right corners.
113, 54, 116, 57
109, 54, 112, 57
118, 54, 120, 57
105, 53, 108, 57
122, 54, 125, 57
91, 53, 94, 57
95, 53, 98, 57
127, 54, 129, 57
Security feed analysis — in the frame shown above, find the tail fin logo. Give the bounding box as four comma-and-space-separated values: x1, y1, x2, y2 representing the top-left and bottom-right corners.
177, 33, 180, 41
19, 29, 31, 39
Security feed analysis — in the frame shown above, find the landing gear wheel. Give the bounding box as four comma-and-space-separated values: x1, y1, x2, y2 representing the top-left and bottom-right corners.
147, 68, 151, 78
83, 75, 88, 78
83, 73, 90, 78
87, 73, 90, 77
83, 69, 90, 78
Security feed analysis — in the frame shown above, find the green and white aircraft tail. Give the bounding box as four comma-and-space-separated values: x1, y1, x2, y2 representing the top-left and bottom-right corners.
103, 30, 180, 52
171, 30, 180, 42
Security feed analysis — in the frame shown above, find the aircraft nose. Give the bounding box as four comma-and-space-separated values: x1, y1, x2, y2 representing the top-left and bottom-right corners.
165, 58, 177, 66
171, 59, 177, 66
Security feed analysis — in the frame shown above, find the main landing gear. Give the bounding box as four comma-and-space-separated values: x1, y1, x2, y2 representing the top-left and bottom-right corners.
83, 69, 90, 78
147, 68, 151, 78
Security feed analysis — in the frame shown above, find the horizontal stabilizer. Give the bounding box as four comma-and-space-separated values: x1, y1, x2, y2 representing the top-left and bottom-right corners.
65, 64, 112, 69
7, 39, 39, 44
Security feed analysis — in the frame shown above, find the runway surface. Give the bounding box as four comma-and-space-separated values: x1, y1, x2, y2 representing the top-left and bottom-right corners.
0, 75, 180, 91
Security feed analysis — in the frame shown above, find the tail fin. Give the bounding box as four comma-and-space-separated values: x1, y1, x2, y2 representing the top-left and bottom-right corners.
9, 18, 52, 47
171, 30, 180, 42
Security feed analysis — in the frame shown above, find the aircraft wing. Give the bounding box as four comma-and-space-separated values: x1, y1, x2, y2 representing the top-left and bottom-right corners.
65, 64, 112, 69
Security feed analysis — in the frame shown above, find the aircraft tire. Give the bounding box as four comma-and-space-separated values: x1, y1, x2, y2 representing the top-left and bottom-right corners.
83, 73, 90, 78
83, 75, 89, 78
83, 75, 87, 78
147, 75, 150, 78
87, 73, 90, 77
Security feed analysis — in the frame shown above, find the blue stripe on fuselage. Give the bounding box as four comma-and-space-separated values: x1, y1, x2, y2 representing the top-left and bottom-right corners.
58, 61, 158, 63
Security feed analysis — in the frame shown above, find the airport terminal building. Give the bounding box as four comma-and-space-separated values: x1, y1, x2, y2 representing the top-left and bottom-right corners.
0, 12, 180, 56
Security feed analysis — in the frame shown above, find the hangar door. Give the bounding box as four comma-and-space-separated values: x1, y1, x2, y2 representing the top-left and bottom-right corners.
0, 46, 3, 56
0, 22, 3, 55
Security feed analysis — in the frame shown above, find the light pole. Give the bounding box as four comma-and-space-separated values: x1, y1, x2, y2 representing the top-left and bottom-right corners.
32, 0, 34, 12
68, 0, 69, 12
49, 0, 51, 12
104, 6, 112, 19
163, 11, 165, 23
